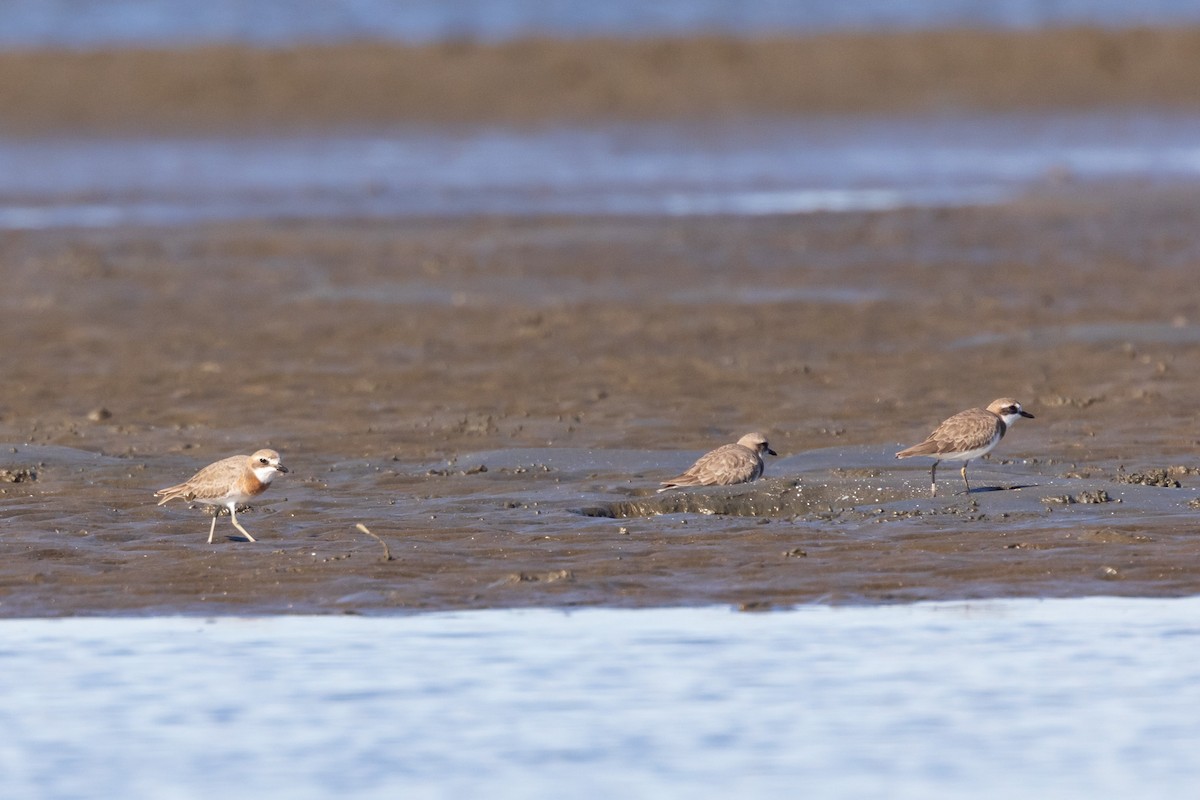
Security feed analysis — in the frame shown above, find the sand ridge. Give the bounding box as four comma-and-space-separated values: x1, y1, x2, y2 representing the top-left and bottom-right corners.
2, 27, 1200, 133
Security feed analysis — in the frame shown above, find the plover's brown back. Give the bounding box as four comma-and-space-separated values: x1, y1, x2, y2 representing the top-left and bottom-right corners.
156, 454, 248, 505
659, 432, 776, 492
895, 406, 1004, 461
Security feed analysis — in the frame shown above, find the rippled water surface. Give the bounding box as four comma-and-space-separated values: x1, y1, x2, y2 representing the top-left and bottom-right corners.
3, 597, 1198, 799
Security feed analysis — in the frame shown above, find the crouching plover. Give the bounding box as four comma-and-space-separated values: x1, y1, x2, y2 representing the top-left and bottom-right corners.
896, 398, 1033, 497
155, 449, 289, 543
658, 432, 777, 492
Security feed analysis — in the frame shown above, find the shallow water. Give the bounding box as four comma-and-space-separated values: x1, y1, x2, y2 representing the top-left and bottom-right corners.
5, 434, 1198, 615
2, 598, 1198, 799
4, 113, 1200, 228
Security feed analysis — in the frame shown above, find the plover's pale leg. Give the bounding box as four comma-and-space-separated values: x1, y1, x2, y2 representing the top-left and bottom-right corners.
207, 514, 218, 544
960, 462, 972, 495
229, 506, 257, 542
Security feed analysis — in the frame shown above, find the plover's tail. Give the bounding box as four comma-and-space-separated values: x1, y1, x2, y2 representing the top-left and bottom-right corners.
657, 477, 700, 493
895, 440, 938, 459
154, 483, 195, 505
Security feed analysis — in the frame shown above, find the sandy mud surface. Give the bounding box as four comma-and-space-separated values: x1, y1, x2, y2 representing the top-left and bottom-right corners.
3, 184, 1200, 615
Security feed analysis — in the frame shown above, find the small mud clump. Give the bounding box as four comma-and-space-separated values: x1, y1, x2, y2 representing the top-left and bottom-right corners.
428, 464, 488, 476
0, 468, 36, 483
1117, 467, 1180, 488
1048, 490, 1114, 504
496, 569, 574, 586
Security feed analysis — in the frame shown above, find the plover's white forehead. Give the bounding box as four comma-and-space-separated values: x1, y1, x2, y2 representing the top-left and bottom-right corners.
987, 398, 1027, 415
736, 432, 770, 448
246, 448, 288, 478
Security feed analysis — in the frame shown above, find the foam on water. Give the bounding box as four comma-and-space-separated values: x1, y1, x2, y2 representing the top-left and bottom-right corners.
2, 597, 1199, 799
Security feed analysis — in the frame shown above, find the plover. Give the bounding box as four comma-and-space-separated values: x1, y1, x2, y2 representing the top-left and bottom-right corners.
658, 432, 777, 492
895, 398, 1034, 496
155, 449, 289, 543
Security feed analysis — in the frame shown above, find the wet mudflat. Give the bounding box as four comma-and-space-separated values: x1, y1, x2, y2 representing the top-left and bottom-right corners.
5, 24, 1200, 616
3, 187, 1200, 615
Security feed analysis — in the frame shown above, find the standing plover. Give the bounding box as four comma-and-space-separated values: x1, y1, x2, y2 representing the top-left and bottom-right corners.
896, 398, 1033, 496
658, 432, 777, 492
155, 449, 289, 543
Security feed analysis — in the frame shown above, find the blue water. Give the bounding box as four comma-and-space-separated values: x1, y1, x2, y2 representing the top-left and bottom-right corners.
2, 0, 1200, 49
2, 597, 1199, 799
5, 113, 1200, 228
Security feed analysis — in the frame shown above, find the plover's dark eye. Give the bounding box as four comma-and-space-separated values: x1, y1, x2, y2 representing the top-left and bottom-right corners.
259, 458, 269, 464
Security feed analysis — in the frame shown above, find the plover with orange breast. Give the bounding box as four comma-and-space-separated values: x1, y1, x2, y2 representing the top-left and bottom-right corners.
155, 449, 289, 543
895, 398, 1034, 497
658, 432, 777, 493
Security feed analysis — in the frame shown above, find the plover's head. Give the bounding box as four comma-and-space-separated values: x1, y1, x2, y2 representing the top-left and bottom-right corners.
248, 448, 289, 482
986, 398, 1034, 426
737, 432, 778, 457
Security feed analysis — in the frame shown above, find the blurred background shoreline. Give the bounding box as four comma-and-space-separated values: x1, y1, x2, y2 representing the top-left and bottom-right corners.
3, 27, 1200, 134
